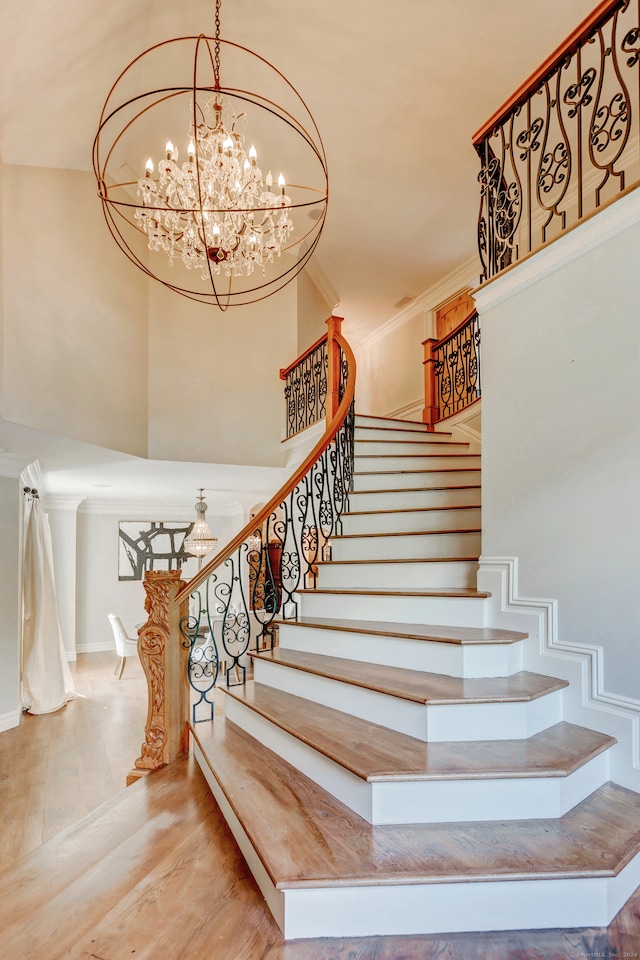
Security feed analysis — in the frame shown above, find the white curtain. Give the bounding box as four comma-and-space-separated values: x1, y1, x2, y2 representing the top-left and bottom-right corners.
22, 490, 76, 714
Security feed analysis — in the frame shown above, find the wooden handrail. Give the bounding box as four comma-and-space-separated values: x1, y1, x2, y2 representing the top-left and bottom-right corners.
175, 326, 356, 604
472, 0, 622, 145
279, 332, 328, 380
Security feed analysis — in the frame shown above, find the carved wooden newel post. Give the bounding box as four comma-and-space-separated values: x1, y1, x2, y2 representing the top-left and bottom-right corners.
127, 570, 190, 787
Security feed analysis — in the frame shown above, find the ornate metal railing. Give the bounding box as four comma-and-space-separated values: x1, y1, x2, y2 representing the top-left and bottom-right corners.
280, 334, 328, 438
474, 0, 640, 281
176, 318, 355, 722
422, 309, 481, 428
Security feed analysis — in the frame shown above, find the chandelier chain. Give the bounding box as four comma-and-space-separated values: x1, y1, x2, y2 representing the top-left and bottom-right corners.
214, 0, 222, 89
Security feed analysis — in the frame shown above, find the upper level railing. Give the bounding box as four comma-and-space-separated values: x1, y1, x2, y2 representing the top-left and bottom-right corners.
422, 308, 481, 429
280, 334, 328, 438
474, 0, 640, 281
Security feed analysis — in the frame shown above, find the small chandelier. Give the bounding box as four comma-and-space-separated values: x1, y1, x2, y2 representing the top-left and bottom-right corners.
184, 489, 218, 560
93, 0, 328, 309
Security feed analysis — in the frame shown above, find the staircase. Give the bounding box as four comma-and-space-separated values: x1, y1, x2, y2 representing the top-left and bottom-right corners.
191, 413, 640, 940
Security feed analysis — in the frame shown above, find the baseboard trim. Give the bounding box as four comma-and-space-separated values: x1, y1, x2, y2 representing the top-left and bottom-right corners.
76, 642, 115, 655
478, 556, 640, 787
0, 709, 21, 732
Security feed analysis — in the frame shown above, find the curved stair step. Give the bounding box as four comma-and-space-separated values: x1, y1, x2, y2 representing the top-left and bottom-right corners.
223, 682, 614, 824
191, 719, 640, 939
249, 648, 567, 742
275, 614, 526, 677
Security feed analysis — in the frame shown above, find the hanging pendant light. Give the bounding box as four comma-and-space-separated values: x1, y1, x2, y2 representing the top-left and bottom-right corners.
184, 489, 218, 560
93, 0, 328, 309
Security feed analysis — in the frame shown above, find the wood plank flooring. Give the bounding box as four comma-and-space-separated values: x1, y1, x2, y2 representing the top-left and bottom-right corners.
0, 651, 147, 873
1, 652, 639, 958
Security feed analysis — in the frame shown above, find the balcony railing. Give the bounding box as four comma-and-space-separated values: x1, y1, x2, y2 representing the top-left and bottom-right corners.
422, 309, 481, 428
280, 334, 328, 439
474, 0, 640, 281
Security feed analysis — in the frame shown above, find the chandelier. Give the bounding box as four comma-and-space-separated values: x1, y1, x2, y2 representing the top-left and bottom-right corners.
184, 489, 218, 560
93, 0, 328, 309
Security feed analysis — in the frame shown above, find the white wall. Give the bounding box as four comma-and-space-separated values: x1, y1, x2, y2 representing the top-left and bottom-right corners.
296, 270, 332, 355
1, 165, 149, 457
147, 280, 297, 467
75, 504, 244, 654
48, 499, 83, 660
0, 475, 20, 729
353, 259, 479, 420
478, 193, 640, 701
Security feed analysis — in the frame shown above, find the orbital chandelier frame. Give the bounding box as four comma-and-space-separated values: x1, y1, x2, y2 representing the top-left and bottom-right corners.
93, 0, 328, 309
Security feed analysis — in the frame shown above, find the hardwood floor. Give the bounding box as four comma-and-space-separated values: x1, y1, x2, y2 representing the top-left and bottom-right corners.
1, 652, 639, 958
0, 651, 147, 873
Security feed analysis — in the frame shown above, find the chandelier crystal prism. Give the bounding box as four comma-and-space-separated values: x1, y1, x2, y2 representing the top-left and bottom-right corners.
93, 0, 328, 309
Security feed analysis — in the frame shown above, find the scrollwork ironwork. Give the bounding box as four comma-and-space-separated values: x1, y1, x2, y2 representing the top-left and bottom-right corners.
476, 0, 640, 280
433, 312, 481, 420
183, 346, 354, 714
283, 340, 328, 438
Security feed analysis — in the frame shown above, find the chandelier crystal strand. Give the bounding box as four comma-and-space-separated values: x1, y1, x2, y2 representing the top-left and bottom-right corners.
136, 95, 293, 279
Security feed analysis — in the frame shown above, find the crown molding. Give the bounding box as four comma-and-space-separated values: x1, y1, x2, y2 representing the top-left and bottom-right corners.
78, 498, 244, 517
359, 254, 480, 351
45, 495, 86, 511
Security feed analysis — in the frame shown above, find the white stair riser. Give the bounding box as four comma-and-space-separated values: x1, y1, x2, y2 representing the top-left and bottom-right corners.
372, 751, 609, 824
356, 455, 480, 472
342, 506, 482, 535
278, 624, 524, 678
332, 531, 481, 561
355, 427, 453, 443
353, 470, 481, 491
253, 658, 564, 742
317, 559, 478, 589
355, 416, 436, 432
296, 592, 488, 626
281, 857, 640, 938
225, 696, 609, 826
355, 440, 471, 456
348, 487, 481, 510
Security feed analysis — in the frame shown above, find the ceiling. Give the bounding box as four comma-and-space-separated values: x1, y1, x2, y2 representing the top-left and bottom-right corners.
0, 0, 597, 503
2, 0, 597, 342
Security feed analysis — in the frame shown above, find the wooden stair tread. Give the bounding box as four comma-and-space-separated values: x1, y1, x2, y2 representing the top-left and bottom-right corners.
316, 557, 480, 566
355, 468, 481, 475
250, 648, 568, 705
333, 527, 481, 540
274, 614, 526, 645
192, 720, 640, 888
224, 683, 613, 783
356, 415, 451, 434
349, 484, 482, 498
355, 453, 479, 458
344, 504, 481, 516
296, 586, 490, 598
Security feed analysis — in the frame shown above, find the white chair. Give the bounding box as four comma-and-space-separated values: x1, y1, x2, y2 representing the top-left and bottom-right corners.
108, 614, 139, 679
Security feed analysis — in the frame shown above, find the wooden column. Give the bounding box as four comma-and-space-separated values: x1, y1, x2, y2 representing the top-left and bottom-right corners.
422, 337, 439, 431
326, 314, 344, 424
127, 570, 190, 787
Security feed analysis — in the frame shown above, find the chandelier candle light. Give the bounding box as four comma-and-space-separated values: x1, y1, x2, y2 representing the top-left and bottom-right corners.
93, 0, 328, 308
